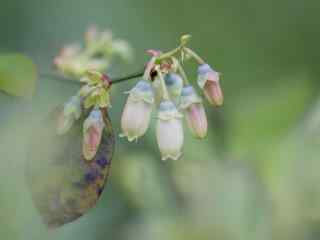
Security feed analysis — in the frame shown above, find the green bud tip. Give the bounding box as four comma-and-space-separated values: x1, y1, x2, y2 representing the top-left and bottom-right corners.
180, 34, 192, 46
86, 70, 103, 83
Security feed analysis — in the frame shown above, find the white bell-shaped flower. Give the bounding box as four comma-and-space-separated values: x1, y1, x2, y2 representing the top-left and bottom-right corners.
120, 80, 154, 142
156, 101, 184, 160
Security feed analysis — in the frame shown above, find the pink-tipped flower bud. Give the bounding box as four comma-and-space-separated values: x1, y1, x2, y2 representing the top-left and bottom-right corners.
146, 49, 162, 57
83, 109, 105, 161
156, 101, 184, 160
53, 45, 80, 70
57, 95, 82, 135
120, 80, 154, 142
85, 59, 109, 72
112, 40, 133, 62
164, 73, 183, 99
197, 64, 224, 107
180, 86, 208, 139
60, 44, 81, 59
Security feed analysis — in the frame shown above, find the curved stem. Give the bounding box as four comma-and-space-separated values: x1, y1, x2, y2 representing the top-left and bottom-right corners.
172, 57, 189, 85
40, 70, 143, 85
110, 70, 144, 84
155, 46, 181, 63
184, 47, 206, 65
155, 34, 191, 63
156, 67, 170, 100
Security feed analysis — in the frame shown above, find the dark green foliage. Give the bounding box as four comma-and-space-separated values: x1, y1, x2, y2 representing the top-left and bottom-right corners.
0, 54, 37, 97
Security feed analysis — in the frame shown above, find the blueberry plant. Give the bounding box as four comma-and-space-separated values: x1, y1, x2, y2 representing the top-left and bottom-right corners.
2, 26, 224, 227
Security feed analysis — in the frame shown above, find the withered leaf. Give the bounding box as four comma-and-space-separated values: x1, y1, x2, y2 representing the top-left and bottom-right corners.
25, 107, 115, 228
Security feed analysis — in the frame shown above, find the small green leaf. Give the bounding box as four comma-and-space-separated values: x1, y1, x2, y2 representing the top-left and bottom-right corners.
85, 70, 102, 84
84, 95, 98, 109
0, 54, 37, 97
98, 89, 110, 108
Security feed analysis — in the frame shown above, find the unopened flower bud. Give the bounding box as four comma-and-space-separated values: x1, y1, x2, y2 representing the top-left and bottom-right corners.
197, 64, 223, 106
180, 86, 207, 138
57, 95, 82, 135
83, 109, 105, 161
164, 73, 183, 99
112, 40, 133, 61
180, 34, 192, 45
53, 44, 81, 72
156, 101, 184, 160
120, 80, 154, 142
85, 59, 109, 72
60, 44, 81, 59
146, 49, 162, 57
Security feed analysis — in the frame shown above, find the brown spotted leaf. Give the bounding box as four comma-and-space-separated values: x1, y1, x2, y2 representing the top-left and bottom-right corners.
25, 107, 115, 228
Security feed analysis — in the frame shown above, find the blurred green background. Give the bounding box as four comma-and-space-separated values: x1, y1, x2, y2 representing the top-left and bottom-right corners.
1, 0, 320, 239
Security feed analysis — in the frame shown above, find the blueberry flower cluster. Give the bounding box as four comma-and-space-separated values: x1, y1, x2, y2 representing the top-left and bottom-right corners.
54, 26, 132, 79
55, 33, 223, 161
121, 35, 223, 160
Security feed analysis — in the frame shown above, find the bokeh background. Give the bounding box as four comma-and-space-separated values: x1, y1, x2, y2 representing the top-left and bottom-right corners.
1, 0, 320, 239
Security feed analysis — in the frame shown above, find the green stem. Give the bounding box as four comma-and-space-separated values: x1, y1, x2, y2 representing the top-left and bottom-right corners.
172, 57, 189, 85
184, 47, 206, 65
155, 35, 192, 64
40, 70, 143, 85
155, 46, 182, 63
156, 67, 170, 100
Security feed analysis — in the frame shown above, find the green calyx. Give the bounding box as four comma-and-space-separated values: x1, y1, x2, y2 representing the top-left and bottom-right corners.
79, 70, 111, 109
